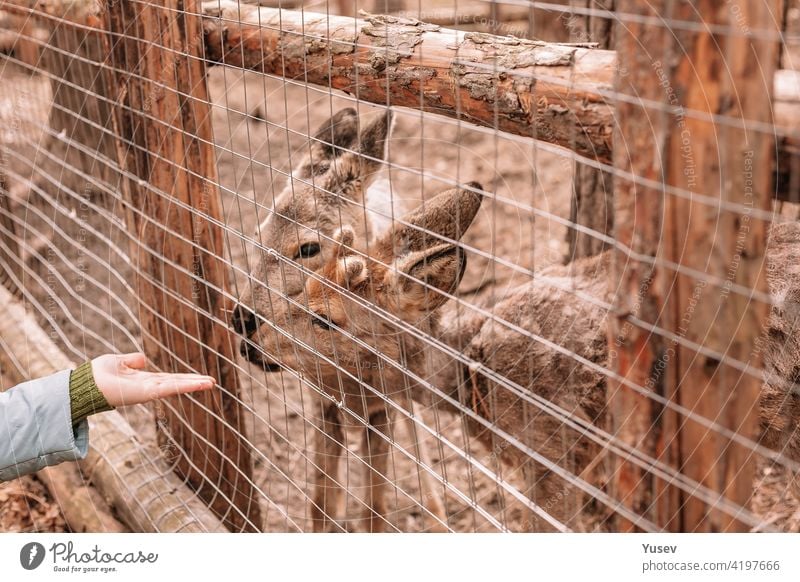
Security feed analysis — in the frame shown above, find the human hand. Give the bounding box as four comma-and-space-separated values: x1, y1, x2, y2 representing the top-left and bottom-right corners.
91, 352, 216, 407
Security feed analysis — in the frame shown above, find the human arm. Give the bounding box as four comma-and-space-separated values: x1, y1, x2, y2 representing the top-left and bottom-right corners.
0, 353, 214, 482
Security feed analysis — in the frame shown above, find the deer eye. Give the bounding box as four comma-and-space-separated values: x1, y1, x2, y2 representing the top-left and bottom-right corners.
311, 312, 332, 331
295, 242, 321, 259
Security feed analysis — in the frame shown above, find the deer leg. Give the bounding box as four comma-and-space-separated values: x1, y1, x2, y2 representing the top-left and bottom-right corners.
520, 453, 581, 533
521, 460, 556, 532
362, 408, 391, 532
400, 402, 449, 532
311, 403, 346, 532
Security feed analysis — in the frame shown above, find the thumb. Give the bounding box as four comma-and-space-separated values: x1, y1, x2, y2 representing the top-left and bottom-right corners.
119, 352, 147, 370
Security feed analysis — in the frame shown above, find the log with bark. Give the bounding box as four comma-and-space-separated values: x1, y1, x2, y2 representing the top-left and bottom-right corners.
4, 0, 799, 199
206, 2, 800, 203
201, 3, 616, 164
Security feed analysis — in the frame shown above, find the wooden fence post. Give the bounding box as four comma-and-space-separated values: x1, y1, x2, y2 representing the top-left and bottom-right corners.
102, 0, 261, 532
607, 0, 671, 532
609, 1, 781, 531
41, 23, 117, 186
566, 0, 615, 260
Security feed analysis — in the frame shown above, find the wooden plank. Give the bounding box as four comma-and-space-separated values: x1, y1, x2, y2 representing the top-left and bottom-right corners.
607, 0, 673, 532
102, 0, 262, 532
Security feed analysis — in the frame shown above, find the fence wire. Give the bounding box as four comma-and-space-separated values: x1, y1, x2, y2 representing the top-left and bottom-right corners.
0, 0, 799, 533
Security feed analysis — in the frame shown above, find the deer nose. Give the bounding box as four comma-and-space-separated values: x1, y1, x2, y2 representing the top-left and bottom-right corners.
231, 304, 258, 336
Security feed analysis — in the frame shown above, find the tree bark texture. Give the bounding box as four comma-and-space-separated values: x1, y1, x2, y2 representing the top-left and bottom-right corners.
102, 0, 262, 532
609, 0, 781, 533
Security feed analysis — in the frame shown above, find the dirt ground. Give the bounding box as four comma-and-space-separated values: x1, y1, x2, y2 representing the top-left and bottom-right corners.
0, 475, 67, 533
1, 28, 799, 531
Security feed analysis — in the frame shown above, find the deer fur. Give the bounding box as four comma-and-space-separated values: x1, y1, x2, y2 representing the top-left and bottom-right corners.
232, 108, 455, 531
235, 185, 483, 531
757, 221, 800, 484
436, 253, 611, 531
436, 221, 800, 531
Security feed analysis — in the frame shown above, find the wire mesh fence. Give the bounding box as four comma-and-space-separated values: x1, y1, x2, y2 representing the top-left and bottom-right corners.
0, 0, 799, 533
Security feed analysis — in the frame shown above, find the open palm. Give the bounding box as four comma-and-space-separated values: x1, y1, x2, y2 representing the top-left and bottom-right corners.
91, 353, 216, 408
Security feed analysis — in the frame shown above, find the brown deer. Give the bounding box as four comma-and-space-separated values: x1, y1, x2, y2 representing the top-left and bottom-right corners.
436, 253, 611, 531
757, 221, 800, 490
232, 107, 459, 531
232, 107, 388, 335
234, 185, 483, 531
234, 108, 800, 531
435, 221, 800, 531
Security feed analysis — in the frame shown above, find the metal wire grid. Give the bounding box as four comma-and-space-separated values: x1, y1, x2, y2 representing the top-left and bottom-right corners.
0, 0, 797, 532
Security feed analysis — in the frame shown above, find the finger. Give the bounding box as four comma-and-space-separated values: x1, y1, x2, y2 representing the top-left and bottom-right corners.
133, 372, 216, 384
147, 377, 215, 399
119, 352, 147, 371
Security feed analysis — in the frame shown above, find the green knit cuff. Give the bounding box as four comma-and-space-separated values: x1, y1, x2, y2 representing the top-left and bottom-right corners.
69, 361, 114, 425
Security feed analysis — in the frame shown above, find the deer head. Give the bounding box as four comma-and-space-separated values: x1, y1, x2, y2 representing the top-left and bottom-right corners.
236, 183, 484, 389
232, 108, 395, 366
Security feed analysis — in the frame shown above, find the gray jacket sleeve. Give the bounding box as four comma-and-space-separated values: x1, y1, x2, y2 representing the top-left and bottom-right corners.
0, 369, 89, 482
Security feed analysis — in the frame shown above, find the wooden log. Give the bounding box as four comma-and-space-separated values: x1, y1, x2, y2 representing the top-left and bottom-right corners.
36, 465, 128, 533
198, 2, 799, 203
0, 171, 22, 297
606, 0, 672, 532
0, 285, 226, 533
664, 0, 779, 534
609, 1, 780, 532
4, 1, 800, 200
200, 3, 615, 163
102, 0, 262, 532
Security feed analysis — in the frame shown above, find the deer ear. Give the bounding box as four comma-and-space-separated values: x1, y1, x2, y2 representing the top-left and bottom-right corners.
324, 109, 394, 201
388, 243, 466, 314
293, 108, 359, 179
374, 182, 483, 261
356, 109, 393, 176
